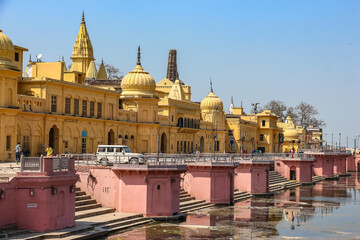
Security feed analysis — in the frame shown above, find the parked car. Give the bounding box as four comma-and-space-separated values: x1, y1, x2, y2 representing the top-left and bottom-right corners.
96, 145, 146, 165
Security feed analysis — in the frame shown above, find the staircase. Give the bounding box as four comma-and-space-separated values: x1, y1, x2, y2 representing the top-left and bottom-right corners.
179, 189, 214, 213
234, 190, 252, 202
312, 175, 325, 183
269, 171, 301, 192
8, 188, 153, 240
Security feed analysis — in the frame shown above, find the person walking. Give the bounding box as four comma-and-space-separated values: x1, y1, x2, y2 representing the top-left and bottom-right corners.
292, 147, 295, 158
14, 142, 21, 164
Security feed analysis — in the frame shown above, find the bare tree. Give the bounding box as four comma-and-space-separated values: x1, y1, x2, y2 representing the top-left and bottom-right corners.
295, 101, 325, 129
285, 107, 299, 125
263, 100, 287, 121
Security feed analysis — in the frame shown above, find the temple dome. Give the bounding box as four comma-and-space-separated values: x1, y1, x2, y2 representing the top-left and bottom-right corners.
284, 128, 299, 140
121, 64, 156, 97
0, 30, 18, 70
200, 91, 223, 111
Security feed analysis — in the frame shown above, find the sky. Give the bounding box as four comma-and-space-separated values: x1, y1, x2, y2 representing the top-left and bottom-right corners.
0, 0, 359, 146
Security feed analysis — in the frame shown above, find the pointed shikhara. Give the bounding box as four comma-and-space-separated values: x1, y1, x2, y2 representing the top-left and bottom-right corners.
70, 11, 95, 74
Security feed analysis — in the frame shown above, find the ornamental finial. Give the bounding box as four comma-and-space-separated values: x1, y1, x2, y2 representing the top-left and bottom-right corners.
137, 45, 141, 65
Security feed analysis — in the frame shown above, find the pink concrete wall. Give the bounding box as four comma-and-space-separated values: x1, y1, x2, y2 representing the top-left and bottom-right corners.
184, 165, 235, 204
274, 160, 313, 183
0, 173, 78, 232
77, 167, 183, 217
334, 156, 347, 174
312, 155, 334, 177
77, 168, 119, 209
234, 164, 269, 194
356, 155, 360, 172
346, 155, 356, 171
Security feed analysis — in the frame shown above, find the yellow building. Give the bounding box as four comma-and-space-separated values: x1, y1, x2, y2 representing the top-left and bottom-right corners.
0, 13, 229, 161
1, 13, 314, 161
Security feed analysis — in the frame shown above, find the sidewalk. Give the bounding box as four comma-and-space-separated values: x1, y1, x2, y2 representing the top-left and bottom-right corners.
0, 161, 20, 179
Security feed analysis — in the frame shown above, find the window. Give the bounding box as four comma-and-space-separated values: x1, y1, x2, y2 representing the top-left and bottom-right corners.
15, 52, 19, 62
177, 141, 179, 152
6, 136, 10, 151
262, 120, 266, 126
97, 102, 102, 118
82, 100, 87, 116
74, 99, 79, 115
51, 95, 57, 112
81, 137, 86, 153
260, 134, 264, 141
118, 99, 122, 109
90, 101, 95, 117
65, 98, 71, 114
23, 136, 30, 150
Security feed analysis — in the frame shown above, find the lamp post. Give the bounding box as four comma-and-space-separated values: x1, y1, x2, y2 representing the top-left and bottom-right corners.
213, 105, 218, 160
339, 133, 341, 151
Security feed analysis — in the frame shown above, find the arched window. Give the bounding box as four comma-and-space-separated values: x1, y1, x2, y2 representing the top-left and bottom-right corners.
177, 117, 183, 127
125, 135, 129, 139
131, 135, 134, 139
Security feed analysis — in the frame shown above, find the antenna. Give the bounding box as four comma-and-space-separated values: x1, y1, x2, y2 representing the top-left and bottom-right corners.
36, 54, 43, 62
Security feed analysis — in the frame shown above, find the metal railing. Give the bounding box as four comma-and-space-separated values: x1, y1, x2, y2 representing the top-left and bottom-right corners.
70, 152, 322, 167
20, 156, 71, 172
21, 156, 42, 171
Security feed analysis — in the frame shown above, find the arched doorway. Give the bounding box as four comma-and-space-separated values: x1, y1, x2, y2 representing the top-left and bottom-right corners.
200, 136, 204, 152
160, 133, 167, 153
49, 125, 59, 153
290, 166, 296, 180
108, 129, 115, 145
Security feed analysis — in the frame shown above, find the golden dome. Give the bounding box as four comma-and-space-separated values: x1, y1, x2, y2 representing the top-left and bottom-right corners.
200, 91, 223, 111
284, 128, 299, 140
121, 46, 156, 97
121, 64, 156, 96
0, 30, 18, 70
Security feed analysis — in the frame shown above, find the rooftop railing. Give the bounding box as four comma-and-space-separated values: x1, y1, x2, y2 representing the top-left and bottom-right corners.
20, 156, 72, 173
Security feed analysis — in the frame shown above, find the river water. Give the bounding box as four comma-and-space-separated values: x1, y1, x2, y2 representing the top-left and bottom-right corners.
108, 173, 360, 239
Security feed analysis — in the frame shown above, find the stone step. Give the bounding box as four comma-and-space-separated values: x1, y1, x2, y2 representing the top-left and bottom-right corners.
180, 202, 213, 213
75, 203, 102, 212
180, 196, 195, 202
180, 193, 190, 198
75, 207, 115, 220
75, 199, 97, 207
102, 217, 151, 230
76, 191, 86, 196
234, 194, 252, 202
180, 199, 206, 208
75, 195, 91, 201
0, 228, 30, 239
78, 213, 144, 227
76, 187, 81, 191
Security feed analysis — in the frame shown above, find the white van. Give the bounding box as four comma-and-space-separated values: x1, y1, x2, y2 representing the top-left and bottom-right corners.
96, 145, 146, 165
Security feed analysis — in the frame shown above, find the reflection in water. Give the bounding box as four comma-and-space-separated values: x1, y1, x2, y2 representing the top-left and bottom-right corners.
108, 173, 360, 239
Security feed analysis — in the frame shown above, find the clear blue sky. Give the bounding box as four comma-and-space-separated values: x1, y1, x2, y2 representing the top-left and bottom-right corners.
1, 0, 359, 146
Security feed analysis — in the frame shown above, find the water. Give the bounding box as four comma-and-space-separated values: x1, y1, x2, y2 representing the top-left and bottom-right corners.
108, 173, 360, 239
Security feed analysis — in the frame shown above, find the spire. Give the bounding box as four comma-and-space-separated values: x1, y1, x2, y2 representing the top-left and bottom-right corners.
210, 77, 213, 92
70, 11, 94, 74
231, 95, 234, 105
137, 45, 141, 65
166, 49, 178, 83
97, 58, 108, 80
241, 101, 243, 108
29, 54, 32, 62
86, 60, 97, 79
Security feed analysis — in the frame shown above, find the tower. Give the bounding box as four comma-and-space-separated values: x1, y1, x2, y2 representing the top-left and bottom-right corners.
166, 49, 179, 83
70, 11, 94, 75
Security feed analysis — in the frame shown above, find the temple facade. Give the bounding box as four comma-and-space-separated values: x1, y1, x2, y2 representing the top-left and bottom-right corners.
0, 13, 319, 161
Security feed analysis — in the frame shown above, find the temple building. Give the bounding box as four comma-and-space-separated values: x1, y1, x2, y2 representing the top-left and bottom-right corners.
0, 12, 317, 161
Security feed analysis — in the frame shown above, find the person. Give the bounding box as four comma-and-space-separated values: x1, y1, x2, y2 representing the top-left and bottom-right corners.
14, 142, 21, 164
292, 147, 295, 158
46, 145, 53, 156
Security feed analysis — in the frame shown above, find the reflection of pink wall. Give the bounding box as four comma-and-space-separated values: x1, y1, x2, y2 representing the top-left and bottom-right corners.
274, 160, 313, 183
234, 200, 269, 221
0, 162, 78, 232
356, 155, 360, 172
77, 167, 184, 217
184, 165, 235, 204
234, 164, 270, 193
